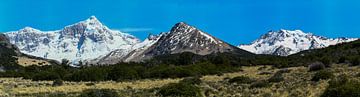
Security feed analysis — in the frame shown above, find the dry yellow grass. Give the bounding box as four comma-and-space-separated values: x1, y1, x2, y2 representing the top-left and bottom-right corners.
5, 78, 180, 95
16, 57, 51, 66
0, 64, 359, 96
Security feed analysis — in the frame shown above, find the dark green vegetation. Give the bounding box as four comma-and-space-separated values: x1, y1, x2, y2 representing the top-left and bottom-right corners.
267, 71, 285, 83
0, 61, 240, 82
228, 76, 254, 84
157, 77, 202, 97
321, 75, 360, 97
311, 70, 334, 81
0, 34, 22, 70
78, 89, 120, 97
288, 39, 360, 67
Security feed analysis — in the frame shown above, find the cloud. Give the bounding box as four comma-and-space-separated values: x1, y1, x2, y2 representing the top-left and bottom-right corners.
119, 28, 153, 32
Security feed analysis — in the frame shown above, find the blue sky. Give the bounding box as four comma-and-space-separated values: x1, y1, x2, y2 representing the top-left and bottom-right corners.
1, 0, 360, 45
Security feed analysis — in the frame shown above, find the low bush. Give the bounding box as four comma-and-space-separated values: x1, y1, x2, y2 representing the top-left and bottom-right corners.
321, 76, 360, 97
157, 78, 202, 97
350, 57, 360, 66
311, 70, 334, 81
157, 82, 201, 97
250, 80, 271, 88
78, 89, 119, 97
52, 79, 63, 86
308, 62, 325, 72
267, 71, 284, 83
228, 76, 254, 84
180, 77, 202, 85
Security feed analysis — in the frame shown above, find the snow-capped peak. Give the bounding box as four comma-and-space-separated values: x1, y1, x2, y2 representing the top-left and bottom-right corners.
19, 27, 41, 33
4, 16, 140, 64
82, 16, 103, 27
171, 22, 221, 44
239, 29, 357, 56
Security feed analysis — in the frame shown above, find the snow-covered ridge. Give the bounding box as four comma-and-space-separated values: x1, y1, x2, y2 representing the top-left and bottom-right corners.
239, 29, 358, 56
4, 16, 140, 63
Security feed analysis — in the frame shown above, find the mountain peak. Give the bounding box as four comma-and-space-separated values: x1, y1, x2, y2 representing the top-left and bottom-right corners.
82, 16, 103, 26
19, 27, 41, 32
89, 15, 98, 20
171, 22, 191, 30
239, 29, 357, 56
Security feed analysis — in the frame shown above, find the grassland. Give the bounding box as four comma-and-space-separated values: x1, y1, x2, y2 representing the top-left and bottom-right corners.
0, 64, 359, 97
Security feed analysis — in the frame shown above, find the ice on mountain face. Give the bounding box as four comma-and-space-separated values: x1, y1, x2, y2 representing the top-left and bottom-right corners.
93, 33, 165, 64
4, 16, 140, 64
239, 30, 358, 56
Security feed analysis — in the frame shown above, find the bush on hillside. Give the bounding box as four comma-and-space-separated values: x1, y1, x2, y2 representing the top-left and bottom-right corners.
311, 70, 334, 81
157, 82, 201, 97
250, 80, 271, 88
78, 89, 119, 97
267, 71, 284, 83
350, 57, 360, 66
52, 79, 63, 86
308, 62, 326, 72
228, 76, 254, 84
180, 77, 202, 85
321, 76, 360, 97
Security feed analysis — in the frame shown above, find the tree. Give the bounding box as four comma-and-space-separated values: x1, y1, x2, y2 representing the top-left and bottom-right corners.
61, 59, 70, 66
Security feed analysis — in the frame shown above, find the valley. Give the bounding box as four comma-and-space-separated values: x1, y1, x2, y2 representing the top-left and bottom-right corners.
0, 64, 359, 97
0, 16, 359, 97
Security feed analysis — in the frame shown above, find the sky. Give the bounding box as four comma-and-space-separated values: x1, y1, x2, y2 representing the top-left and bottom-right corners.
1, 0, 360, 45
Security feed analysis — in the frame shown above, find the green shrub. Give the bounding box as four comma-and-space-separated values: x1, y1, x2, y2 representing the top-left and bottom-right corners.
321, 77, 360, 97
350, 57, 360, 66
308, 62, 325, 72
180, 77, 202, 85
268, 71, 284, 83
250, 80, 271, 88
157, 82, 201, 97
52, 79, 63, 87
32, 71, 60, 81
78, 89, 119, 97
338, 57, 346, 63
108, 65, 139, 81
228, 76, 254, 84
311, 70, 334, 81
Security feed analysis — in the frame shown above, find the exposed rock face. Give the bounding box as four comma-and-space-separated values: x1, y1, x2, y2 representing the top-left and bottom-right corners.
122, 22, 244, 62
0, 34, 21, 56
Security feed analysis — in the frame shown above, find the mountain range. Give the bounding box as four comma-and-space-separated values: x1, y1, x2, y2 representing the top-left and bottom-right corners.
2, 16, 358, 65
239, 30, 357, 56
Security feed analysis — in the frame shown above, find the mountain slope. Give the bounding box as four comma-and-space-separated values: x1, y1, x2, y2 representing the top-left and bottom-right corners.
239, 29, 357, 56
93, 33, 164, 64
0, 34, 55, 69
122, 22, 252, 62
4, 16, 140, 63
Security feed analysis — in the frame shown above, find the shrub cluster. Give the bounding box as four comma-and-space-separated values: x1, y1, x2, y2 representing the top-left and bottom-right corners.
321, 75, 360, 97
0, 61, 240, 82
157, 78, 202, 97
78, 89, 119, 97
311, 70, 334, 81
267, 71, 285, 83
228, 76, 254, 84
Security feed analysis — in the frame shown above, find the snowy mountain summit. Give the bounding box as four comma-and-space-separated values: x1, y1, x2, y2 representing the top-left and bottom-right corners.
5, 16, 140, 63
239, 29, 357, 56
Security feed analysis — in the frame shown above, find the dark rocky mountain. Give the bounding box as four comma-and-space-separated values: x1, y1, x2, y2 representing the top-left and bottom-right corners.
123, 22, 254, 62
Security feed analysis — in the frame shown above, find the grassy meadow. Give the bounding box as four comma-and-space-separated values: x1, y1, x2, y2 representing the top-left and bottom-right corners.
0, 64, 359, 97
